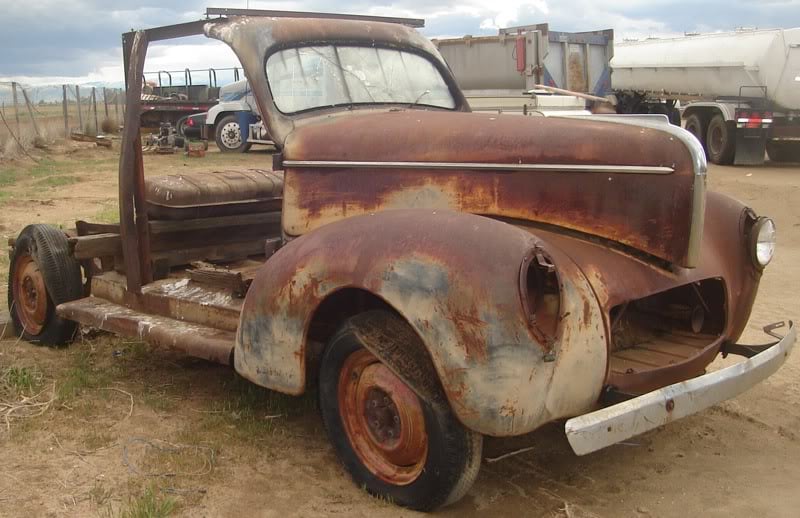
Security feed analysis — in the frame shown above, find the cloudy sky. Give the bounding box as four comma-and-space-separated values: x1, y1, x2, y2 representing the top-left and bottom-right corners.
1, 0, 799, 85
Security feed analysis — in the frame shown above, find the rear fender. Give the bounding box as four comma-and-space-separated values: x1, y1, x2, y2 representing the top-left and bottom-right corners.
235, 209, 607, 436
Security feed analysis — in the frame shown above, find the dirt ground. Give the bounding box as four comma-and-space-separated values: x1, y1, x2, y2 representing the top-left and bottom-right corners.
0, 141, 798, 517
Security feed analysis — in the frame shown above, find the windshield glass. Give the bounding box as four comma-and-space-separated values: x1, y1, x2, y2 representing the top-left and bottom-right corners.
265, 45, 456, 114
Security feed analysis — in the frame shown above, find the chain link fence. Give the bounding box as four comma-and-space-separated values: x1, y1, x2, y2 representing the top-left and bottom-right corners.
0, 82, 125, 158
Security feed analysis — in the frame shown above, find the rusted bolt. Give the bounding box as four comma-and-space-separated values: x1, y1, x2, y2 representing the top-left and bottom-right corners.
666, 399, 675, 412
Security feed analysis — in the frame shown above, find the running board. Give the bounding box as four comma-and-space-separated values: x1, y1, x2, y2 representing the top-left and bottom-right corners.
57, 297, 234, 365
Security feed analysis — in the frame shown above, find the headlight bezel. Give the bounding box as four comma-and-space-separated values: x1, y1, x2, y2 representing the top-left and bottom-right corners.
748, 216, 776, 270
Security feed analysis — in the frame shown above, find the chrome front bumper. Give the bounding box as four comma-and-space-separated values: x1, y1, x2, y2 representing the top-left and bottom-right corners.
565, 321, 796, 456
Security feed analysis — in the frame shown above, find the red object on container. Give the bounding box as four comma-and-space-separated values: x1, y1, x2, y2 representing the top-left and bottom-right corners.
516, 35, 526, 72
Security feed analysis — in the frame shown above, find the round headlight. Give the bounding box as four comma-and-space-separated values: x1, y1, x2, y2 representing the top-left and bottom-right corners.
751, 217, 776, 268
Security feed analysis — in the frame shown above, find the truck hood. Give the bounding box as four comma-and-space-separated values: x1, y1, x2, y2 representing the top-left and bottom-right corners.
281, 110, 706, 267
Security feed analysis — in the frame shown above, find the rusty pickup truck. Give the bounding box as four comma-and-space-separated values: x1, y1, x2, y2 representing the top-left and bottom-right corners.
6, 10, 795, 511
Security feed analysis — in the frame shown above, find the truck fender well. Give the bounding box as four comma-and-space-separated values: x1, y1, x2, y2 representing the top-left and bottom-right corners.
235, 209, 607, 436
683, 102, 738, 122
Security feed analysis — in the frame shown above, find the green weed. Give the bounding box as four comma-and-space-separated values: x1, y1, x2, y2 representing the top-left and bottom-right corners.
2, 365, 44, 395
116, 485, 176, 518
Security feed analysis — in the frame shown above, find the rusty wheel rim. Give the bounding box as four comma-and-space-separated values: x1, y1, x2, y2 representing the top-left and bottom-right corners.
12, 254, 48, 335
338, 349, 428, 485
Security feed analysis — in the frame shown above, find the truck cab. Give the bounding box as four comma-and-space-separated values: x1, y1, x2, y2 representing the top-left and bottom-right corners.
6, 11, 795, 511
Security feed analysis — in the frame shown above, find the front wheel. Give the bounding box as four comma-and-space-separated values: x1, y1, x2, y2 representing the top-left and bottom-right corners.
214, 114, 252, 153
318, 312, 482, 511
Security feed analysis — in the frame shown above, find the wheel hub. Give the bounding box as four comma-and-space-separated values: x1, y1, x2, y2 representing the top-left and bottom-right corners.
12, 255, 47, 335
338, 349, 428, 485
221, 122, 241, 148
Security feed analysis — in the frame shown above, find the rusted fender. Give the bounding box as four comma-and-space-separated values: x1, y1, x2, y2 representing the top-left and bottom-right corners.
235, 209, 607, 436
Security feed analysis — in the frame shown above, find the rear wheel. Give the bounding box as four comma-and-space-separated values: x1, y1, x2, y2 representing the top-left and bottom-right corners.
7, 225, 83, 345
684, 113, 706, 149
215, 114, 252, 153
318, 312, 482, 511
706, 114, 736, 165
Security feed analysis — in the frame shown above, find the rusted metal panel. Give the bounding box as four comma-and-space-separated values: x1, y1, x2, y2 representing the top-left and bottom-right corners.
204, 16, 469, 147
279, 110, 698, 267
57, 297, 234, 365
91, 271, 243, 333
236, 209, 607, 437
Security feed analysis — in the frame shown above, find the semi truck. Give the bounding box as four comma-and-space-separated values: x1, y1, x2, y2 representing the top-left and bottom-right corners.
612, 28, 800, 165
433, 24, 614, 116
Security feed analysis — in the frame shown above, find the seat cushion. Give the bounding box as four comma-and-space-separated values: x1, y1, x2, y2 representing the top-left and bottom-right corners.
145, 169, 283, 220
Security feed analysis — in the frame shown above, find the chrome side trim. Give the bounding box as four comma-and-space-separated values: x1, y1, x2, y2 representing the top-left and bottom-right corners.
282, 160, 674, 174
565, 321, 795, 456
572, 114, 708, 267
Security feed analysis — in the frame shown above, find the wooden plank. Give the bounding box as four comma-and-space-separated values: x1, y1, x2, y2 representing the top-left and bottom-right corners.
148, 211, 281, 233
70, 131, 112, 148
70, 233, 121, 259
152, 240, 265, 267
188, 267, 249, 297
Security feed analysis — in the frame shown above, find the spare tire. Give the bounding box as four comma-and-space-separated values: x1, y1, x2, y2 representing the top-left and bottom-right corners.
7, 225, 83, 346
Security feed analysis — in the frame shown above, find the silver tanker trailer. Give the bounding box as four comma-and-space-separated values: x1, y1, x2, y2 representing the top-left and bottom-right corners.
612, 28, 800, 165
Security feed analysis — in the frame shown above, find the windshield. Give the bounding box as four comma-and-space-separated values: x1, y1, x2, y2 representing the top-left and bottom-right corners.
265, 45, 456, 114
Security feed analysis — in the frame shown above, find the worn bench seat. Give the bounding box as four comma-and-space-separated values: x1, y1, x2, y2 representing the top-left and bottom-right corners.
145, 169, 284, 220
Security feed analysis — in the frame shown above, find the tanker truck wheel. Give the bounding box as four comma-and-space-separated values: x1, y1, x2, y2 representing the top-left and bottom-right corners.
7, 225, 83, 346
766, 141, 800, 163
706, 114, 735, 165
684, 114, 706, 149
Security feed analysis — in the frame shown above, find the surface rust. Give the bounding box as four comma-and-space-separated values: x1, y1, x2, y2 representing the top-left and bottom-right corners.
236, 209, 607, 437
281, 110, 697, 267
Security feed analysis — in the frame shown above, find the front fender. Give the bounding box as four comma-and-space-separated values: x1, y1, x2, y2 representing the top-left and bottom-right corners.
236, 209, 607, 436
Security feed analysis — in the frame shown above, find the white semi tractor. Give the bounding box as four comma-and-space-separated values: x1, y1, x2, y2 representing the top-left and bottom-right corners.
612, 28, 800, 165
205, 79, 272, 152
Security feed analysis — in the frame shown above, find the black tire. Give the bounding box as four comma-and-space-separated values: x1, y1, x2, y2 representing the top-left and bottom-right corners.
176, 116, 190, 138
706, 114, 736, 165
215, 114, 252, 153
766, 141, 800, 163
7, 225, 83, 346
684, 113, 706, 148
319, 311, 482, 511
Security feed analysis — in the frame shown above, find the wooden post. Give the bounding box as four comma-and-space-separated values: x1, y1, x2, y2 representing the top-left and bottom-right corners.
91, 87, 99, 135
119, 31, 152, 293
75, 85, 84, 132
62, 84, 69, 138
20, 87, 41, 138
103, 87, 110, 119
11, 82, 20, 135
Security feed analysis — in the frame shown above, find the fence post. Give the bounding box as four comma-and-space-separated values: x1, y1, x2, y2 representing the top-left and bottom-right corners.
114, 88, 120, 126
20, 87, 41, 138
92, 87, 99, 135
76, 85, 84, 132
11, 81, 20, 135
62, 84, 69, 138
103, 87, 110, 120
